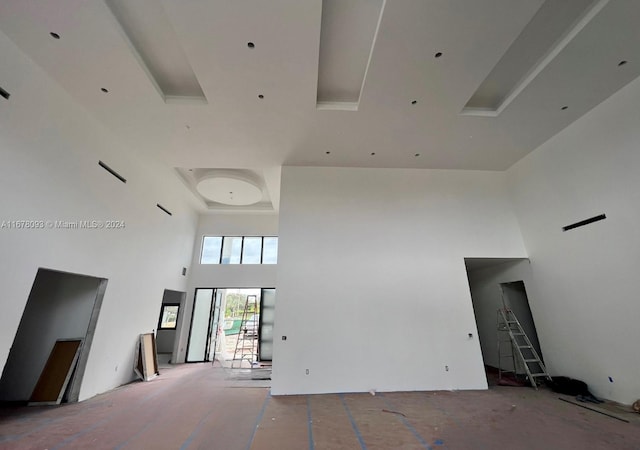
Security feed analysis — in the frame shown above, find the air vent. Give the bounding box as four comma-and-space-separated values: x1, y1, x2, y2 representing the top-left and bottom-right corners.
98, 161, 127, 183
0, 86, 10, 100
156, 204, 172, 216
563, 214, 606, 231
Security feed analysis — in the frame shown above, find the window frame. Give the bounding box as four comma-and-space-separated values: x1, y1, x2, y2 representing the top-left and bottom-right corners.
221, 236, 243, 264
241, 236, 264, 264
261, 236, 278, 264
158, 303, 181, 330
199, 235, 278, 265
201, 236, 223, 264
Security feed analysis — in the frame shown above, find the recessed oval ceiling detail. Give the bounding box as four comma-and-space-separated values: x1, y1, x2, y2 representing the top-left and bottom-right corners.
196, 176, 263, 206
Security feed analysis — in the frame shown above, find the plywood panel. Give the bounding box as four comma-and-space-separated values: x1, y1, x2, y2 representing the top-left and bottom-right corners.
135, 333, 159, 381
29, 339, 82, 405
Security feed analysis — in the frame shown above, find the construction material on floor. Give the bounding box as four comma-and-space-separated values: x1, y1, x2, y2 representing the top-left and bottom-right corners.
548, 376, 603, 403
28, 338, 82, 405
496, 374, 528, 387
133, 333, 159, 381
559, 397, 630, 423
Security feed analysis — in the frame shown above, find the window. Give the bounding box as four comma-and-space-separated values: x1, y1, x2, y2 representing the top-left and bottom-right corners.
262, 237, 278, 264
221, 236, 242, 264
201, 236, 222, 264
158, 304, 180, 330
242, 237, 262, 264
200, 236, 278, 264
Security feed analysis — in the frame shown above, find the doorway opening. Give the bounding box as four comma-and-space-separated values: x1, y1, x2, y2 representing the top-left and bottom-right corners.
0, 268, 107, 403
499, 281, 543, 366
155, 289, 186, 365
185, 288, 275, 369
464, 258, 543, 386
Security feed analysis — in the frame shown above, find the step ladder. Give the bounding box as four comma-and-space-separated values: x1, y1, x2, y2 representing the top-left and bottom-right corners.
230, 295, 259, 369
497, 308, 552, 389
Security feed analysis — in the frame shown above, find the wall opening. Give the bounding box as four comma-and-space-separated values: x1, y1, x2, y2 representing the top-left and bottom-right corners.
0, 268, 107, 403
185, 288, 275, 372
499, 281, 543, 365
155, 289, 186, 365
464, 258, 542, 386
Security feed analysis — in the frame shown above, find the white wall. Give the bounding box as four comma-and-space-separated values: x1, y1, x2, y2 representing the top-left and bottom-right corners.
506, 75, 640, 405
272, 167, 528, 395
0, 270, 100, 400
175, 213, 278, 363
0, 30, 198, 400
465, 260, 537, 371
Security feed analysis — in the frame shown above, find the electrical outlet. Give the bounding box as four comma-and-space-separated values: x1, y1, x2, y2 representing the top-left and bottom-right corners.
305, 368, 309, 375
445, 365, 449, 372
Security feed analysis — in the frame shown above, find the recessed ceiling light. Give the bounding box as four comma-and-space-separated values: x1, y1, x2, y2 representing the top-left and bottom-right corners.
561, 106, 568, 110
247, 42, 255, 49
618, 60, 628, 67
101, 88, 109, 93
411, 100, 417, 105
50, 32, 60, 40
434, 52, 443, 58
415, 153, 421, 157
258, 94, 264, 99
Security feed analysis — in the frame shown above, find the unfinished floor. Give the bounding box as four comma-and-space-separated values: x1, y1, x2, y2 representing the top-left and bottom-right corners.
1, 363, 639, 450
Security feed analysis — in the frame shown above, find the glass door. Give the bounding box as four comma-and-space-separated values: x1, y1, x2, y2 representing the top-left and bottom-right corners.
258, 288, 276, 361
186, 288, 220, 362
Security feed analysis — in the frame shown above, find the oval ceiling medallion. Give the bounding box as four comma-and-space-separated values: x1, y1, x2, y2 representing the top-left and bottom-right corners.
196, 176, 262, 206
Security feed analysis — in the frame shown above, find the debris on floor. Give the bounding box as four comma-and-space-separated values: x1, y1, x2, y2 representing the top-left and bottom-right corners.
547, 376, 603, 403
558, 397, 629, 423
381, 408, 406, 417
497, 375, 527, 387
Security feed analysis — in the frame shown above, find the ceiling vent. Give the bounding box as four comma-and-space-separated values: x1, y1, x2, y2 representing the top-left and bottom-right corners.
157, 204, 173, 216
563, 214, 606, 231
98, 161, 126, 183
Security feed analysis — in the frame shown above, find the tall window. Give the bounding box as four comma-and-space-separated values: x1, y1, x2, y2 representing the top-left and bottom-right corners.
200, 236, 278, 264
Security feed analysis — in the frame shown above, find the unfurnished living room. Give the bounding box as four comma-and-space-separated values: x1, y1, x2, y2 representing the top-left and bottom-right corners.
1, 1, 640, 449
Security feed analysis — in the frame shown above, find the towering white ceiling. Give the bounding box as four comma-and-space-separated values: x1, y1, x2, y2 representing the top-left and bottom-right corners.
0, 0, 638, 211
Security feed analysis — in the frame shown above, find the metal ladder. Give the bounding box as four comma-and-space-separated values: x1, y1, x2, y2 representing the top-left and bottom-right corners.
497, 308, 552, 389
230, 296, 258, 369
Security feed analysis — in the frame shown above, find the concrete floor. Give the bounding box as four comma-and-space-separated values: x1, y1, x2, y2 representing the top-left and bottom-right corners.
1, 363, 639, 449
